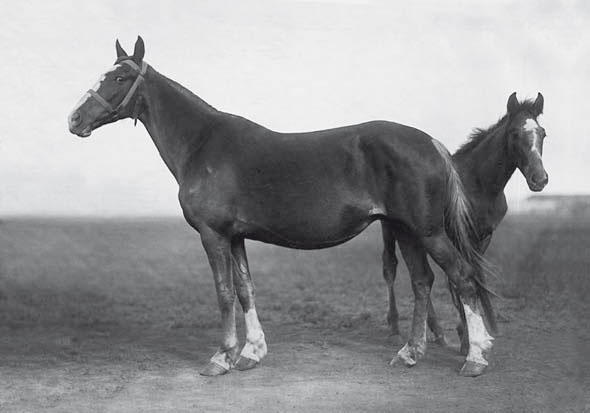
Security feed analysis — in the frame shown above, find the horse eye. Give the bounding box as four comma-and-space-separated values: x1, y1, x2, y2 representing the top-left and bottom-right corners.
115, 76, 124, 83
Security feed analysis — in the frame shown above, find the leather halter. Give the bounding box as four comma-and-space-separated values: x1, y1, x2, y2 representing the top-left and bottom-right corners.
87, 59, 147, 118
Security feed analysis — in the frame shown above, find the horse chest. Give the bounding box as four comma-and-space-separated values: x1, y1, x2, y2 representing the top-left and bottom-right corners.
474, 194, 507, 237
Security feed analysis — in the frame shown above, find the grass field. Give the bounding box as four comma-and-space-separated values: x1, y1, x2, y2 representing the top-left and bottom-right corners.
0, 213, 587, 411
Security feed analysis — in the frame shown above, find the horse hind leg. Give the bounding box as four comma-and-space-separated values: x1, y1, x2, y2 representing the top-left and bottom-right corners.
421, 232, 494, 377
231, 238, 267, 371
427, 296, 448, 346
390, 236, 434, 367
457, 235, 493, 356
381, 222, 403, 346
382, 222, 446, 347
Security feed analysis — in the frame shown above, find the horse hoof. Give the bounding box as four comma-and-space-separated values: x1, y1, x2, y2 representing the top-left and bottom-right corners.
459, 360, 486, 377
200, 361, 230, 376
234, 356, 259, 371
389, 355, 416, 368
391, 334, 404, 346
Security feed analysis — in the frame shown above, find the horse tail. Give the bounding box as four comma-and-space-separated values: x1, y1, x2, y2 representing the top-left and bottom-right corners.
431, 139, 498, 334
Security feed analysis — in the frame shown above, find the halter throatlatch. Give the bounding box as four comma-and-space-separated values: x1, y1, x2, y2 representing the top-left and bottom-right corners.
87, 59, 147, 125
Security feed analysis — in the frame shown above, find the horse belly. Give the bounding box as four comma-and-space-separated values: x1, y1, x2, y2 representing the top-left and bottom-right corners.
241, 192, 378, 249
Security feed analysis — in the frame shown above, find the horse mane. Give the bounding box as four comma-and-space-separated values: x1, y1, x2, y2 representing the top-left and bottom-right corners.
158, 70, 219, 114
454, 98, 538, 157
156, 68, 267, 128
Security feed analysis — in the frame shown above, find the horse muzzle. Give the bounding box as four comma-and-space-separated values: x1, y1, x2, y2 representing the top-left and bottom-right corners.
526, 171, 548, 192
68, 111, 92, 137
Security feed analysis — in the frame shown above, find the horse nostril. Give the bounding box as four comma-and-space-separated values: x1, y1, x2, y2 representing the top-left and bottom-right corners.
532, 173, 548, 186
70, 112, 81, 126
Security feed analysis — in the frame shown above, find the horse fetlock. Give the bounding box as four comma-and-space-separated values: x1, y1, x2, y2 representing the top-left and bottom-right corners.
414, 338, 427, 358
240, 332, 267, 362
235, 334, 266, 371
389, 342, 424, 367
200, 345, 240, 376
212, 345, 240, 369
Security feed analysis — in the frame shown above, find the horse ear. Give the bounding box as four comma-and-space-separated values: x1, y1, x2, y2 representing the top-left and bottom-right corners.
507, 92, 519, 115
115, 39, 128, 58
132, 36, 145, 64
533, 92, 544, 116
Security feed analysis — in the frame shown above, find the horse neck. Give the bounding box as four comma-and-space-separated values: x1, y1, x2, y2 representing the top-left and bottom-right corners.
453, 119, 517, 197
138, 67, 220, 182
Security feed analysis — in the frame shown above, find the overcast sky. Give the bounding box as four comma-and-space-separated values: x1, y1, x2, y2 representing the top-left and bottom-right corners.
0, 0, 588, 215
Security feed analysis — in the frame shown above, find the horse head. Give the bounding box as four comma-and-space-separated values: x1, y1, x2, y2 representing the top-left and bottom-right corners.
68, 36, 147, 137
506, 92, 548, 192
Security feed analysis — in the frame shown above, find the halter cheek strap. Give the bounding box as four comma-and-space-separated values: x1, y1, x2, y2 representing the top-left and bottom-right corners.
87, 60, 148, 121
87, 89, 115, 113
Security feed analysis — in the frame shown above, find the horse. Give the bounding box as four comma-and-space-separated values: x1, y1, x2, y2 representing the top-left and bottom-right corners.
68, 36, 498, 377
383, 93, 548, 354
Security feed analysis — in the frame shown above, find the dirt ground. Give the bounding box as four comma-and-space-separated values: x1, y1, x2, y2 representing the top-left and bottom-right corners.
0, 214, 587, 411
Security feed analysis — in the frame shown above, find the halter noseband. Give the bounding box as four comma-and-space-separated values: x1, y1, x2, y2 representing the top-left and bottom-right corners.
87, 59, 147, 119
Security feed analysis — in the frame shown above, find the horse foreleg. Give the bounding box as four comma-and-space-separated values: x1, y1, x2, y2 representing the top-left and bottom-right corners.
422, 233, 493, 377
390, 237, 432, 367
381, 222, 403, 346
231, 238, 267, 371
199, 228, 240, 376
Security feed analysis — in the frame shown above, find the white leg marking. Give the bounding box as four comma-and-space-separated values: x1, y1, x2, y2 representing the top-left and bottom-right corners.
463, 304, 494, 365
210, 349, 231, 370
240, 308, 267, 362
393, 343, 416, 366
225, 334, 238, 350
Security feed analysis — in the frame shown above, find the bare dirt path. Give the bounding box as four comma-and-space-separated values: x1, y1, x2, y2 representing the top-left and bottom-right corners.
0, 216, 587, 411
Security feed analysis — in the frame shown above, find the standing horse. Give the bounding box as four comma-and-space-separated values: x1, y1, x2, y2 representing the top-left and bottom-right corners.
383, 93, 548, 354
68, 36, 497, 377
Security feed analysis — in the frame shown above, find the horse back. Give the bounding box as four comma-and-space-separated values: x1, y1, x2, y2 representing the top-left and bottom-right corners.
179, 118, 448, 242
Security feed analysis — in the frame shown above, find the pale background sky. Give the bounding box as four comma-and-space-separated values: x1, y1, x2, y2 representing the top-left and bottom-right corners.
0, 0, 588, 216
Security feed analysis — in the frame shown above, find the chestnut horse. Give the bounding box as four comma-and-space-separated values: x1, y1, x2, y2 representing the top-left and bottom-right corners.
68, 36, 498, 377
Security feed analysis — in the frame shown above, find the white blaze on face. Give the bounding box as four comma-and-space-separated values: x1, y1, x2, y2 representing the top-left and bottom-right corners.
463, 304, 494, 365
524, 118, 541, 156
240, 308, 267, 362
69, 65, 121, 117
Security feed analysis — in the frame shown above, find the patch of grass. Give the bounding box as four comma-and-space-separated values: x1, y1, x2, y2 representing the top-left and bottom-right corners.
0, 214, 587, 336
